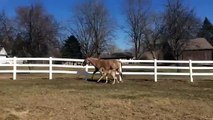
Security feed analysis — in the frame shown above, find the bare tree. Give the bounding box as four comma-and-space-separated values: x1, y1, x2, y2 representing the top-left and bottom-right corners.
161, 0, 201, 60
70, 0, 115, 57
143, 14, 164, 59
123, 0, 151, 59
0, 11, 14, 54
15, 3, 60, 57
12, 33, 29, 57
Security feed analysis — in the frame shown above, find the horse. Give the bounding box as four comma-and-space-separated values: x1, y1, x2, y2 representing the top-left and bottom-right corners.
82, 57, 123, 83
98, 67, 119, 84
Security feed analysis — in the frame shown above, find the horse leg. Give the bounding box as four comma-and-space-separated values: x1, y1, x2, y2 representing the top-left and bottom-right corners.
111, 72, 117, 85
113, 71, 120, 83
119, 74, 123, 82
117, 70, 123, 83
116, 74, 119, 83
91, 68, 99, 80
97, 73, 106, 83
105, 75, 108, 84
112, 78, 115, 85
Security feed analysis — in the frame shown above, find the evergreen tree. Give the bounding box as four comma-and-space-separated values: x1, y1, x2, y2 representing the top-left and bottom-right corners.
61, 35, 83, 58
198, 17, 213, 45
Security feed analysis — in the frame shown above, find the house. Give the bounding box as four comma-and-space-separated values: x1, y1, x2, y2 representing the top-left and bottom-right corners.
0, 46, 8, 64
181, 38, 213, 60
141, 50, 164, 60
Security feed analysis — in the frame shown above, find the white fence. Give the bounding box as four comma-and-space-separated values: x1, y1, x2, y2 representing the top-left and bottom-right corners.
1, 57, 213, 82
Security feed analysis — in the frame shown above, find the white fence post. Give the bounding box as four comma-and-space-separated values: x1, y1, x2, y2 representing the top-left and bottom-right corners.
85, 64, 88, 72
189, 59, 193, 82
154, 59, 157, 82
13, 57, 17, 80
85, 64, 89, 80
49, 57, 52, 80
119, 59, 122, 82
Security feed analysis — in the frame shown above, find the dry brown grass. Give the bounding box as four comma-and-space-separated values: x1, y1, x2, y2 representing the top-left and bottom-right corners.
0, 74, 213, 120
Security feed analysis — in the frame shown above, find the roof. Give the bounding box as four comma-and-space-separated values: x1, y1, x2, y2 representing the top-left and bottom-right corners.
141, 50, 163, 60
185, 38, 213, 50
0, 47, 7, 56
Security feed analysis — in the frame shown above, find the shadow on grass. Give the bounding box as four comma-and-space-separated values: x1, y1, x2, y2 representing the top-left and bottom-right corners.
86, 78, 98, 83
86, 78, 110, 84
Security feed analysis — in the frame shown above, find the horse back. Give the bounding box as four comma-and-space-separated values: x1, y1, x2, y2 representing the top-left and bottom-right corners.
100, 59, 121, 70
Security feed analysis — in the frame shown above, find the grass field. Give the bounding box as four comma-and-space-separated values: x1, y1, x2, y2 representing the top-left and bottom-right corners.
0, 74, 213, 120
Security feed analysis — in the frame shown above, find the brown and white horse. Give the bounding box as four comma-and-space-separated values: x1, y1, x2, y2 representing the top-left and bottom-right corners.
82, 57, 123, 83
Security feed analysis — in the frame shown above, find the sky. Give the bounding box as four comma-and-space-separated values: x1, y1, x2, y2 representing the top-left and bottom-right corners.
0, 0, 213, 50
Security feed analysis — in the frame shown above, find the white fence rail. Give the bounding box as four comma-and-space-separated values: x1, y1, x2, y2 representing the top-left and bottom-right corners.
0, 57, 213, 82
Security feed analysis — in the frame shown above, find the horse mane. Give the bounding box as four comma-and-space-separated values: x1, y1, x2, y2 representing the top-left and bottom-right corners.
87, 57, 100, 68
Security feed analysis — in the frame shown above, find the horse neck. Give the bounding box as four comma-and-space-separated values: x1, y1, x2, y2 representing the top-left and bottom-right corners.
88, 58, 100, 68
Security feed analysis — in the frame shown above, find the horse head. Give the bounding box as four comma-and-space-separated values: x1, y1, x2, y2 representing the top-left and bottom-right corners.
82, 57, 99, 66
82, 58, 89, 66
